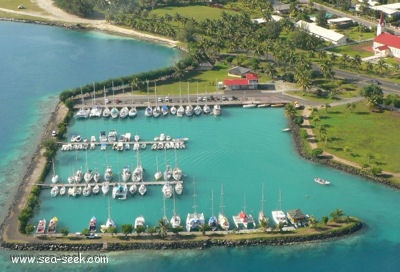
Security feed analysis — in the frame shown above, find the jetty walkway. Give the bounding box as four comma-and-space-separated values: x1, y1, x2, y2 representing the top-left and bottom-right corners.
37, 180, 182, 188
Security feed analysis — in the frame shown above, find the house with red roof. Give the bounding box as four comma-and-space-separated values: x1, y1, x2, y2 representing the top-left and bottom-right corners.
373, 32, 400, 58
223, 72, 259, 91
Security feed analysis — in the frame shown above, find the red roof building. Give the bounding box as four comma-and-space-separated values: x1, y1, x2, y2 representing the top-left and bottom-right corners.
223, 73, 259, 91
373, 32, 400, 58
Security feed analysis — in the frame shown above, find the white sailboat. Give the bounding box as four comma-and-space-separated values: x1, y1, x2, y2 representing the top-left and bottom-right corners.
121, 166, 131, 182
218, 184, 230, 231
132, 151, 143, 182
186, 178, 205, 232
138, 183, 147, 196
154, 156, 162, 181
134, 216, 145, 230
104, 166, 113, 182
208, 190, 218, 231
129, 85, 137, 118
194, 82, 202, 116
185, 82, 193, 117
271, 190, 288, 226
144, 80, 153, 117
76, 88, 90, 119
119, 106, 129, 118
170, 193, 181, 228
172, 151, 183, 181
82, 184, 91, 197
177, 83, 185, 117
162, 182, 173, 198
51, 160, 59, 184
59, 185, 66, 196
213, 104, 221, 116
174, 181, 183, 195
100, 198, 116, 233
170, 105, 177, 115
232, 194, 255, 229
110, 82, 119, 119
92, 183, 100, 194
258, 183, 268, 226
89, 83, 102, 118
93, 168, 101, 183
102, 181, 110, 195
102, 87, 111, 118
152, 83, 161, 118
83, 151, 93, 183
129, 183, 137, 195
50, 185, 59, 197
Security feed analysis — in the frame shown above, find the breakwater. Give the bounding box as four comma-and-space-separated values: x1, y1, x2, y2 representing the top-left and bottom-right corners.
2, 221, 362, 251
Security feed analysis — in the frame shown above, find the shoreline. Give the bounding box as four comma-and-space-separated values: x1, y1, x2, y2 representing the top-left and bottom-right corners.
0, 98, 364, 251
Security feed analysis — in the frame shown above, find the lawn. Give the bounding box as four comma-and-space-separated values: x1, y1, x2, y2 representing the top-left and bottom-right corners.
315, 101, 400, 174
150, 5, 236, 21
0, 0, 43, 12
137, 63, 231, 96
327, 41, 374, 58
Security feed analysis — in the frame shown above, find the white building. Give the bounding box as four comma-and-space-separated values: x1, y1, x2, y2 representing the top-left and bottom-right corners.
371, 3, 400, 18
295, 20, 347, 45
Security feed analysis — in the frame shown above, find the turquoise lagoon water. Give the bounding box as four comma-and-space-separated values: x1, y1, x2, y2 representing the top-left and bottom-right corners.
1, 21, 400, 271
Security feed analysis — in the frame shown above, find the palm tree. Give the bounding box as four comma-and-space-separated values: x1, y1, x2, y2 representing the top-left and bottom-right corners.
340, 53, 350, 68
320, 60, 334, 79
157, 218, 169, 239
295, 63, 312, 93
319, 125, 328, 146
285, 102, 297, 119
375, 58, 387, 75
352, 55, 362, 71
330, 209, 344, 222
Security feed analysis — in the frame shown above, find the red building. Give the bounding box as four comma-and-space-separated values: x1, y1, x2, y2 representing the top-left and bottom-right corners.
223, 73, 259, 91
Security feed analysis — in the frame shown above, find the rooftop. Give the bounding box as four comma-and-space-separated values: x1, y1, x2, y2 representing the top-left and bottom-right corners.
374, 32, 400, 49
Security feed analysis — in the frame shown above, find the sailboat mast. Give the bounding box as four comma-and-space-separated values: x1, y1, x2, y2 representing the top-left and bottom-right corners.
211, 190, 214, 216
220, 184, 225, 215
192, 178, 198, 214
261, 183, 265, 213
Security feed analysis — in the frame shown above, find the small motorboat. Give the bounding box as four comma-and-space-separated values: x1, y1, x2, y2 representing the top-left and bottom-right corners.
314, 177, 331, 185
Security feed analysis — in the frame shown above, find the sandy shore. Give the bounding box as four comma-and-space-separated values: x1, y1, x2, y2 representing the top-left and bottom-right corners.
0, 0, 179, 47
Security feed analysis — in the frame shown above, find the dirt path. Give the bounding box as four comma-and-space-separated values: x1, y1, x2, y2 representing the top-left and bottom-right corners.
1, 0, 179, 47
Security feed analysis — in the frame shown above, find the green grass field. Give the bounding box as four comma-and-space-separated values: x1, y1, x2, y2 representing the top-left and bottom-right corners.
0, 0, 42, 12
150, 5, 236, 21
315, 101, 400, 174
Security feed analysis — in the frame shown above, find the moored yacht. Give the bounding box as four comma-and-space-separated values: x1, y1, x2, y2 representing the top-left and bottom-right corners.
110, 107, 119, 119
121, 166, 131, 182
47, 217, 58, 234
174, 181, 183, 195
101, 198, 116, 233
218, 185, 230, 231
186, 178, 205, 232
102, 181, 110, 195
134, 216, 145, 230
213, 104, 221, 116
50, 186, 59, 197
128, 107, 137, 118
170, 105, 177, 115
104, 166, 113, 182
138, 183, 147, 195
162, 182, 173, 198
36, 218, 46, 234
119, 106, 129, 118
112, 183, 128, 200
89, 216, 97, 233
129, 183, 137, 195
203, 104, 211, 114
